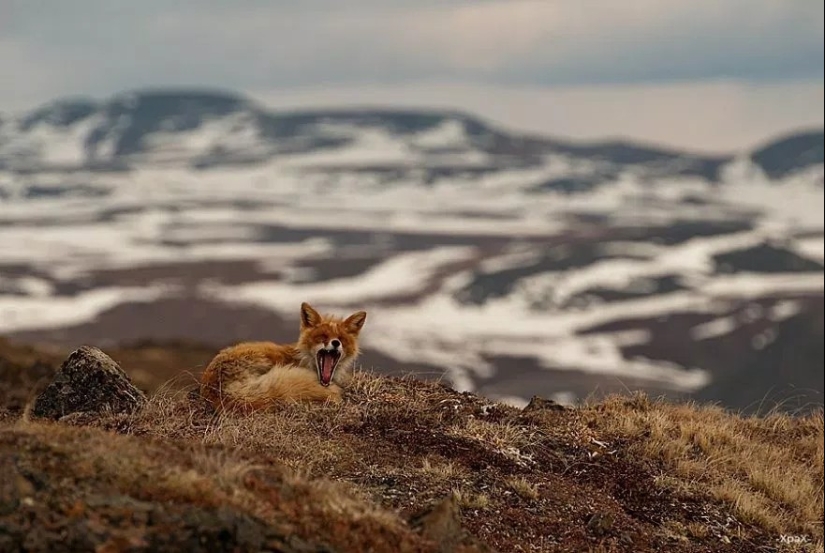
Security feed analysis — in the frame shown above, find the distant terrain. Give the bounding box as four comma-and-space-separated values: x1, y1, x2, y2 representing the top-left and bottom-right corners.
1, 89, 823, 412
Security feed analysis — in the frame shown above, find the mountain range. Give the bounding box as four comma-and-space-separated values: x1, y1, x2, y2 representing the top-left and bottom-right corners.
0, 89, 822, 413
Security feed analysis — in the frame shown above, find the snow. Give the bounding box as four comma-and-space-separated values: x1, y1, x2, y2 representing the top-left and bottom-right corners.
488, 395, 531, 409
204, 247, 478, 310
282, 127, 416, 167
0, 216, 335, 278
140, 111, 269, 162
516, 227, 801, 307
690, 316, 738, 340
0, 112, 822, 397
0, 115, 102, 167
768, 300, 803, 321
793, 236, 825, 263
702, 273, 824, 297
15, 277, 54, 298
719, 162, 825, 229
206, 275, 748, 392
290, 267, 821, 392
410, 120, 469, 150
0, 286, 170, 333
93, 114, 132, 160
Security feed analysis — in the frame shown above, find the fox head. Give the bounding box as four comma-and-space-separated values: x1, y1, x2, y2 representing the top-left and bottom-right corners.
296, 302, 367, 387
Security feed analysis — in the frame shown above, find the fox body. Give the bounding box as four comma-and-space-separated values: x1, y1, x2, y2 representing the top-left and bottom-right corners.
200, 302, 367, 412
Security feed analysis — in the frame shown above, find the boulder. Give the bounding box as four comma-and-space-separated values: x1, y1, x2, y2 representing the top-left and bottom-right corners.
31, 346, 146, 421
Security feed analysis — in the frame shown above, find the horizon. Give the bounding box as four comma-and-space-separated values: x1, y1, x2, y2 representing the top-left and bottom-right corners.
3, 81, 823, 156
2, 1, 823, 154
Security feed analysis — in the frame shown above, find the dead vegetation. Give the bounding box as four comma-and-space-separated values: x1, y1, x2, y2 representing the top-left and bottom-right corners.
583, 394, 824, 542
0, 339, 823, 553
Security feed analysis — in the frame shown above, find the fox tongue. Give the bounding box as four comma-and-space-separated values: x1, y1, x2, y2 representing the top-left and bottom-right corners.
321, 354, 335, 385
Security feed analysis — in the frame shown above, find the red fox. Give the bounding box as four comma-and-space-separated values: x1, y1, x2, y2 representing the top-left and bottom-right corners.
199, 302, 367, 412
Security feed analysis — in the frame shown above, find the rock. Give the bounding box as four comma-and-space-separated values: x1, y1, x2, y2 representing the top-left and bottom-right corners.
410, 493, 463, 550
409, 492, 496, 553
620, 532, 635, 546
586, 512, 614, 537
0, 456, 36, 516
523, 396, 570, 413
31, 346, 146, 421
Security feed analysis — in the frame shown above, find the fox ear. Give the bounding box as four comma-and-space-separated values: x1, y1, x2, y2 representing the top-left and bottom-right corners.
343, 311, 367, 334
300, 302, 322, 329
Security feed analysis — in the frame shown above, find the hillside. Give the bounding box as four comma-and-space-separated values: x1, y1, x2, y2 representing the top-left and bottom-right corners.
0, 338, 822, 552
1, 89, 823, 414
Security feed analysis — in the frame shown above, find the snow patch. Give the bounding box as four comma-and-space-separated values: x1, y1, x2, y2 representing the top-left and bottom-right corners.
0, 286, 171, 333
410, 120, 469, 150
204, 247, 478, 311
768, 300, 803, 321
793, 236, 825, 263
691, 316, 738, 341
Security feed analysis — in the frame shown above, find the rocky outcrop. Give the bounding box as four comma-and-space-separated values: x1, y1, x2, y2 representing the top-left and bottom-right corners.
31, 346, 145, 421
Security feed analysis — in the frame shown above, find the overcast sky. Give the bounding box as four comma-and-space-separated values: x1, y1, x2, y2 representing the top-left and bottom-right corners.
1, 0, 823, 152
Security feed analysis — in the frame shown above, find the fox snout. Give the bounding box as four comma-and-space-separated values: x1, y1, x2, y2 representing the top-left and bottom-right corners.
319, 338, 342, 355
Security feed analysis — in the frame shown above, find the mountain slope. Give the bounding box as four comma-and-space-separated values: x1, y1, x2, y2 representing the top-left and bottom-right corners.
0, 89, 822, 413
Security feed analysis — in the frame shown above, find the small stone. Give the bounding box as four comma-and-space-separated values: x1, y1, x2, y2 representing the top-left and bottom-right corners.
31, 346, 146, 421
409, 492, 497, 553
586, 512, 614, 537
410, 493, 462, 541
0, 458, 26, 516
523, 396, 569, 412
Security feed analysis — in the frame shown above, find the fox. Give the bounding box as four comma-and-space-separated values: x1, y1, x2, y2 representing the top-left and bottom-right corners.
199, 302, 367, 413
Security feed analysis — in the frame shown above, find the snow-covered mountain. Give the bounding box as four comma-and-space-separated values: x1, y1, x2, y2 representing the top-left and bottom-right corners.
1, 89, 822, 413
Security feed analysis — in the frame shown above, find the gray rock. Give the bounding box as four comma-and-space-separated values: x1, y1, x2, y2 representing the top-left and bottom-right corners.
523, 395, 570, 412
31, 346, 146, 421
586, 512, 615, 537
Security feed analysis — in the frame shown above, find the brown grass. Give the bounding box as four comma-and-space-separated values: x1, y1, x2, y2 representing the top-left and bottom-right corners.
506, 476, 540, 501
114, 373, 825, 551
1, 358, 822, 553
3, 417, 440, 552
583, 393, 824, 543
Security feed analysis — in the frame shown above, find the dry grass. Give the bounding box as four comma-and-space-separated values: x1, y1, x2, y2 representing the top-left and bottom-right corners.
3, 417, 434, 552
506, 476, 540, 501
450, 417, 538, 451
420, 455, 467, 479
7, 418, 279, 520
124, 372, 382, 478
583, 393, 824, 542
111, 375, 825, 550
452, 489, 492, 510
2, 356, 823, 553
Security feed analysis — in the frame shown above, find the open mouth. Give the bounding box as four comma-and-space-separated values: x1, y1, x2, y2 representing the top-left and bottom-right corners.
316, 349, 341, 386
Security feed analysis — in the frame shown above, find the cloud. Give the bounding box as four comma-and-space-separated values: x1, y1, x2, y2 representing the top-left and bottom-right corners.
2, 0, 822, 101
1, 1, 822, 150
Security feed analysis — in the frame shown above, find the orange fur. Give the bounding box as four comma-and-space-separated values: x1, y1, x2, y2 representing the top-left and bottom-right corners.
199, 302, 367, 412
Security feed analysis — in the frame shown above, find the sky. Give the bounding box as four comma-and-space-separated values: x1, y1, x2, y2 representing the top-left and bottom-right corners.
1, 0, 823, 152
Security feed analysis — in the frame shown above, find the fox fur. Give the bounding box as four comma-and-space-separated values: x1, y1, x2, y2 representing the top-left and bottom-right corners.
199, 302, 367, 413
